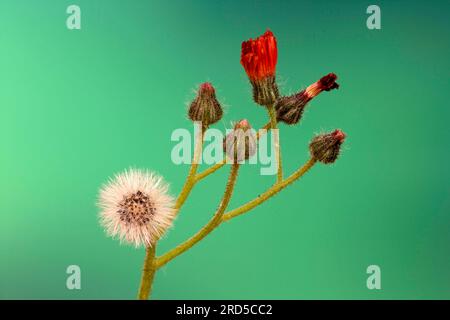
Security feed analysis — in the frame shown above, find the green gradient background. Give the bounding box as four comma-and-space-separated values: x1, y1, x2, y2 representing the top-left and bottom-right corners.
1, 0, 449, 299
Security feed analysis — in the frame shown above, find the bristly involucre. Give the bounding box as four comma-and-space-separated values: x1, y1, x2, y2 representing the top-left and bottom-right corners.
98, 169, 175, 248
188, 82, 223, 126
309, 129, 346, 164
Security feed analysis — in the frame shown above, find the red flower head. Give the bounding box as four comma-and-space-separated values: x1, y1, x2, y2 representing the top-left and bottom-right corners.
241, 30, 278, 81
240, 30, 279, 106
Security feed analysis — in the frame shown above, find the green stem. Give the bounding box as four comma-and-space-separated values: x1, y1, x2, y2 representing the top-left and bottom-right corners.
174, 125, 205, 211
267, 106, 283, 182
222, 158, 316, 222
156, 158, 316, 269
137, 124, 206, 300
156, 164, 240, 269
137, 245, 157, 300
194, 160, 225, 182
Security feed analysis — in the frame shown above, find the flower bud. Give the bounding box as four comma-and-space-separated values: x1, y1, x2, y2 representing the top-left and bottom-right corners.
188, 82, 223, 126
309, 129, 346, 164
223, 119, 257, 162
274, 91, 308, 125
275, 73, 339, 125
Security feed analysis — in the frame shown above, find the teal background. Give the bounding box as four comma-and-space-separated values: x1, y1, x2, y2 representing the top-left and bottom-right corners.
1, 0, 449, 299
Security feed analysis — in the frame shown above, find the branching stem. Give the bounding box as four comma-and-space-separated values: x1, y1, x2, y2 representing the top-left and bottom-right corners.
156, 158, 316, 269
156, 164, 241, 269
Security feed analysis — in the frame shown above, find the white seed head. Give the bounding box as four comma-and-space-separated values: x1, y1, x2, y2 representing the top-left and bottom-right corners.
98, 169, 175, 248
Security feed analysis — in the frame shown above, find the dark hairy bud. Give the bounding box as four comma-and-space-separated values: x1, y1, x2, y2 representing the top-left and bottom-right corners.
275, 90, 309, 125
188, 82, 223, 126
309, 129, 346, 164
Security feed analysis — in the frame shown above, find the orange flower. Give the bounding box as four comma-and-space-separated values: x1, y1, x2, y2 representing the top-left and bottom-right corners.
240, 30, 278, 81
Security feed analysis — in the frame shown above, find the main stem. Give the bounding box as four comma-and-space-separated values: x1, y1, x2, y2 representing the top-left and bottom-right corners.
137, 245, 156, 300
137, 124, 205, 300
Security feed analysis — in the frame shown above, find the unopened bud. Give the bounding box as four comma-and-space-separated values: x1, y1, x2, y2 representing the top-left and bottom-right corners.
223, 119, 257, 162
275, 73, 339, 125
309, 129, 346, 164
188, 82, 223, 126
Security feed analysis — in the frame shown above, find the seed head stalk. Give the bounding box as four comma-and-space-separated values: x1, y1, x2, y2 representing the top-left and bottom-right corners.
137, 245, 156, 300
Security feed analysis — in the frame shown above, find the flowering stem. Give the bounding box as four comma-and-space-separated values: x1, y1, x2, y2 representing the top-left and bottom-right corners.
156, 121, 280, 270
174, 125, 206, 211
156, 163, 240, 269
222, 157, 316, 222
194, 160, 225, 182
156, 157, 315, 269
137, 245, 157, 300
267, 105, 283, 182
137, 126, 205, 300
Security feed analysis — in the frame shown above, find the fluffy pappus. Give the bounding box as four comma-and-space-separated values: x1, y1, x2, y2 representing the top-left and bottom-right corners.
98, 169, 175, 248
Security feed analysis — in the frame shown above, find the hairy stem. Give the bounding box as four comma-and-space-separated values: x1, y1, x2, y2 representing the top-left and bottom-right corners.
267, 105, 283, 182
222, 158, 316, 222
174, 125, 205, 211
156, 158, 316, 269
156, 164, 240, 269
194, 160, 225, 182
137, 245, 157, 300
